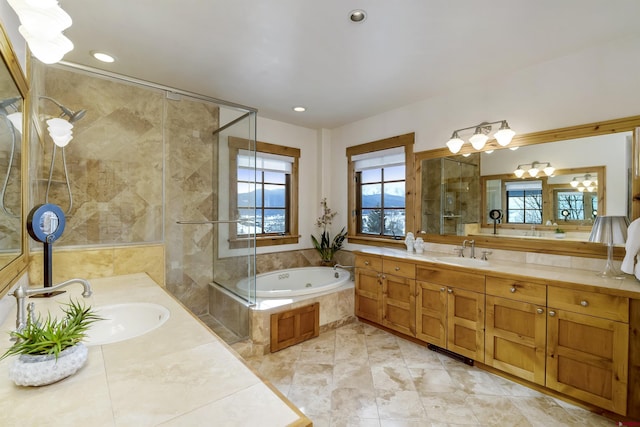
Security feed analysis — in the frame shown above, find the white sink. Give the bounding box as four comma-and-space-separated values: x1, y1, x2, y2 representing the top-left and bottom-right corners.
436, 256, 491, 268
84, 303, 170, 346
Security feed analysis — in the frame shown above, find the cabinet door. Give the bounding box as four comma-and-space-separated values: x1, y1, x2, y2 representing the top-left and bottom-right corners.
416, 281, 447, 347
546, 309, 628, 415
447, 287, 485, 362
485, 295, 546, 385
355, 268, 382, 323
382, 274, 415, 336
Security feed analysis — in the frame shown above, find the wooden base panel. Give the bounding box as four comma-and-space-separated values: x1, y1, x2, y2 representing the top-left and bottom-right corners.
270, 303, 319, 353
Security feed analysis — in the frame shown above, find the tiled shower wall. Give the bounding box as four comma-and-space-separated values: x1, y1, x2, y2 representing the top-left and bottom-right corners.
30, 64, 219, 314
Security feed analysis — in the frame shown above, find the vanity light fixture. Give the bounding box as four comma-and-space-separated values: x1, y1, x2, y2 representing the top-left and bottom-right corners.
570, 174, 597, 192
446, 120, 515, 153
513, 161, 555, 178
9, 0, 74, 64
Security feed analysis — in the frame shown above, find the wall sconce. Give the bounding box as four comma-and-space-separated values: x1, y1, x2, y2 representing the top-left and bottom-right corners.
8, 0, 74, 64
46, 117, 73, 147
446, 120, 515, 153
513, 161, 555, 178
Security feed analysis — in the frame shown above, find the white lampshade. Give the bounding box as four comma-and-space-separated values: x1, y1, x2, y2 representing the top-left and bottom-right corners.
494, 121, 515, 146
469, 131, 488, 150
514, 168, 525, 178
18, 25, 73, 64
446, 133, 464, 154
578, 187, 585, 192
7, 112, 23, 134
570, 178, 579, 187
583, 178, 592, 187
527, 166, 539, 177
11, 1, 71, 39
46, 117, 73, 147
543, 165, 555, 176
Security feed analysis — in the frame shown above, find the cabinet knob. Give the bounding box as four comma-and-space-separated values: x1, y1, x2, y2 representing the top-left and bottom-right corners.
510, 286, 517, 293
549, 310, 556, 317
447, 288, 453, 294
364, 261, 370, 266
395, 266, 400, 271
580, 300, 589, 307
536, 308, 544, 314
440, 287, 445, 292
381, 275, 386, 280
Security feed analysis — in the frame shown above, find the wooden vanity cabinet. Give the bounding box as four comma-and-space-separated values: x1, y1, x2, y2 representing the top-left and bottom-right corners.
416, 266, 485, 362
354, 254, 383, 323
546, 286, 629, 415
485, 276, 547, 385
380, 259, 416, 336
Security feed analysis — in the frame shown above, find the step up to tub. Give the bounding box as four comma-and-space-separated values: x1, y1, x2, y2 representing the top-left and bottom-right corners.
270, 302, 320, 352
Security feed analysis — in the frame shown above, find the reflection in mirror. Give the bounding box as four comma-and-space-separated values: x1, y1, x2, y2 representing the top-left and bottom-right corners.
418, 130, 632, 242
0, 60, 23, 270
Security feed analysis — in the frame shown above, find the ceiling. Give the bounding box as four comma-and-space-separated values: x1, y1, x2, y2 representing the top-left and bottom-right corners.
58, 0, 640, 130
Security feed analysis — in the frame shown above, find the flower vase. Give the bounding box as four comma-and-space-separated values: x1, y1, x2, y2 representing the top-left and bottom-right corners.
9, 343, 88, 386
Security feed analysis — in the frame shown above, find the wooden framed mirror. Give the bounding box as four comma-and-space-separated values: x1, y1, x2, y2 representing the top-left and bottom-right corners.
415, 115, 640, 259
0, 22, 29, 295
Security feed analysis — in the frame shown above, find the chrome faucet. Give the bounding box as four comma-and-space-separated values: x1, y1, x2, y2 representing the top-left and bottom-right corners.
462, 239, 476, 259
13, 278, 92, 334
333, 264, 355, 280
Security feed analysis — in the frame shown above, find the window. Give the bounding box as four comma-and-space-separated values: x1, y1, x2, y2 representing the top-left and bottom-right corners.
555, 190, 598, 221
346, 133, 414, 244
229, 138, 300, 247
505, 180, 542, 224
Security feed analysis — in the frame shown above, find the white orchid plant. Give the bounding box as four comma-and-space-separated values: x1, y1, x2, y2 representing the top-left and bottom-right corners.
311, 198, 347, 263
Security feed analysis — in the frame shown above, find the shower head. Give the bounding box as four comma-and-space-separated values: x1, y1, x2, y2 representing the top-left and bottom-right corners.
40, 96, 87, 123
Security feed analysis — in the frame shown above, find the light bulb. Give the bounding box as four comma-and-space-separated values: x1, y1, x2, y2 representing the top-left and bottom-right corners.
469, 130, 488, 150
446, 132, 464, 154
514, 168, 525, 178
494, 121, 515, 146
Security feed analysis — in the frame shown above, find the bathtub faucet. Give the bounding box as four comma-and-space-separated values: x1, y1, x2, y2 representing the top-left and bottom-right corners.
333, 264, 355, 281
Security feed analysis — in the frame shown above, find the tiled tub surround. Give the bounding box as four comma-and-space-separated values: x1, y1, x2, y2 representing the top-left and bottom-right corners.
0, 273, 310, 426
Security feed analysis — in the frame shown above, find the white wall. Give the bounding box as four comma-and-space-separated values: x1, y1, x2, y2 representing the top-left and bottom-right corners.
328, 34, 640, 249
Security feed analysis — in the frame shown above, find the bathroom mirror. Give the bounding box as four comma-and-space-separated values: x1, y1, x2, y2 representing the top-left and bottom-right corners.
415, 115, 640, 258
0, 23, 29, 295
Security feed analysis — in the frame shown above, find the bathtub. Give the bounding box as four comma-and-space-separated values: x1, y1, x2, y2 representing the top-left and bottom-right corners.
236, 266, 351, 298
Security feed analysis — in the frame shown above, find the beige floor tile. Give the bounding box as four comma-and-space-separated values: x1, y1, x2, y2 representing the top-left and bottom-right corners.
371, 365, 416, 392
287, 384, 333, 418
291, 362, 334, 388
376, 389, 428, 420
466, 395, 532, 426
410, 367, 459, 395
334, 360, 375, 390
332, 387, 380, 419
420, 391, 479, 425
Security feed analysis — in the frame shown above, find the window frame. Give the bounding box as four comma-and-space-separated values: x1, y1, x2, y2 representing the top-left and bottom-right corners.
229, 137, 300, 248
346, 133, 415, 247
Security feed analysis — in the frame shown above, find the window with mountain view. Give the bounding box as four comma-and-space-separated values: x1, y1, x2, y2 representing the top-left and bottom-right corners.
346, 134, 414, 244
229, 137, 300, 247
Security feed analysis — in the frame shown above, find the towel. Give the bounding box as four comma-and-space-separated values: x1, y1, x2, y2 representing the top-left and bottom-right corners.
621, 217, 640, 274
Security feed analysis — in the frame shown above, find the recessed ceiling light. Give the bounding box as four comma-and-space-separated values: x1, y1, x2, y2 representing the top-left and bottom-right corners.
91, 51, 115, 63
292, 106, 306, 112
349, 9, 367, 23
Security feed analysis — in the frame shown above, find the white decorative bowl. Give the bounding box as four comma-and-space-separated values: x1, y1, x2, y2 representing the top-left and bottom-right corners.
8, 343, 88, 386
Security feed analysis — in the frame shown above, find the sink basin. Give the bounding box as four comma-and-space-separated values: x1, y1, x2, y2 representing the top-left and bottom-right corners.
84, 303, 170, 346
436, 257, 491, 268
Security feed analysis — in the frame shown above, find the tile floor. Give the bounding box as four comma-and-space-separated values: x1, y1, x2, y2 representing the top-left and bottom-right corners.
243, 321, 619, 427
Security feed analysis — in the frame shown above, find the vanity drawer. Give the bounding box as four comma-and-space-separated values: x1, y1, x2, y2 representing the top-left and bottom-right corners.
548, 286, 629, 322
486, 276, 546, 305
416, 267, 484, 293
382, 259, 415, 279
355, 255, 382, 271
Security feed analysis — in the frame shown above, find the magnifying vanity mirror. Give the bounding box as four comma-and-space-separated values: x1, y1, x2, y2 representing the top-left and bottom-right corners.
0, 23, 29, 294
416, 116, 640, 258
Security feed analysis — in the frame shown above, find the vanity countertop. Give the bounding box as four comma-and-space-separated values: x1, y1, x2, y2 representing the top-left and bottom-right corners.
0, 273, 311, 426
355, 247, 640, 299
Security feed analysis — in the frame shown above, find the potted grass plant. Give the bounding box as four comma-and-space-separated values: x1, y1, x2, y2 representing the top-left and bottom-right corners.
1, 299, 102, 386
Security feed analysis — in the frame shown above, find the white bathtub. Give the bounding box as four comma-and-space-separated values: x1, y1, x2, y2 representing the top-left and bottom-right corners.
236, 267, 351, 298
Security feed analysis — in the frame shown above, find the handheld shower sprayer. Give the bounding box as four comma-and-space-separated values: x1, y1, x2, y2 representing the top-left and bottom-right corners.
39, 96, 87, 123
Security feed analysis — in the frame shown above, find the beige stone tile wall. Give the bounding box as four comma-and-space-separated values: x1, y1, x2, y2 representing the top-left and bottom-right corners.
28, 244, 165, 286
